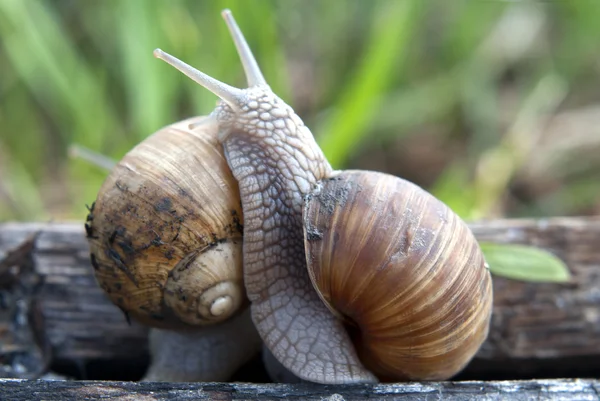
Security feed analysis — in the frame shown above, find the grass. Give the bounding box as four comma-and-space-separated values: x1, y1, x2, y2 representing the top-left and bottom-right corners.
1, 0, 599, 222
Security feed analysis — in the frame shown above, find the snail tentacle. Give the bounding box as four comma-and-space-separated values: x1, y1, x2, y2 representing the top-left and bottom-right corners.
222, 9, 267, 87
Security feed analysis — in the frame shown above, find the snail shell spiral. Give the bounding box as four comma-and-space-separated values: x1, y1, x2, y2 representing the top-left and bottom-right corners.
87, 116, 246, 329
303, 170, 493, 380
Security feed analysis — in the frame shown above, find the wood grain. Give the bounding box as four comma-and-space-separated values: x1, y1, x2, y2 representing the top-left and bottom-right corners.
0, 378, 598, 401
469, 218, 600, 360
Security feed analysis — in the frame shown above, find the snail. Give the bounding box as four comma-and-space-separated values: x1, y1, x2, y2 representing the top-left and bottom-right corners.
89, 9, 493, 384
87, 116, 245, 329
86, 116, 261, 381
149, 9, 493, 384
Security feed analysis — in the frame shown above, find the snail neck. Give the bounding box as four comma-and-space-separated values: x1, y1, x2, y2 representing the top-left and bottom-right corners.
217, 90, 332, 227
217, 89, 332, 240
220, 98, 375, 384
213, 86, 323, 162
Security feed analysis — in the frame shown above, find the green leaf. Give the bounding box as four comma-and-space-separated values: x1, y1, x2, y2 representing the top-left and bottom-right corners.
480, 242, 571, 283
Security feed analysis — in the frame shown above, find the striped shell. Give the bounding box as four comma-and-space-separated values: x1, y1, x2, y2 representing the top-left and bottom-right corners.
303, 170, 493, 381
87, 116, 246, 329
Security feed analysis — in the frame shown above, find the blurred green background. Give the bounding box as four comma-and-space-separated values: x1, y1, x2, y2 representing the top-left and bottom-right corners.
1, 0, 599, 223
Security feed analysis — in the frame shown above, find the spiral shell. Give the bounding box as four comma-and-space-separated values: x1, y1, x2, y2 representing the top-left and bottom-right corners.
87, 116, 246, 329
303, 170, 493, 381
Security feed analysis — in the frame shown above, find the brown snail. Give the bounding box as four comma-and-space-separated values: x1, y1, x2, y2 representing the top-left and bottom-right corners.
86, 116, 261, 381
87, 116, 245, 329
89, 9, 493, 384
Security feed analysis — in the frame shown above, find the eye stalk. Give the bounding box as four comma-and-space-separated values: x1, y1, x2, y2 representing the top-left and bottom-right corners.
153, 9, 268, 110
221, 9, 267, 87
153, 48, 244, 110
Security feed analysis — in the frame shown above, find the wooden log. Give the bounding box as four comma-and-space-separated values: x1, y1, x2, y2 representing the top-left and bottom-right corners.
470, 218, 600, 360
0, 378, 599, 401
0, 222, 149, 380
1, 218, 599, 380
466, 218, 600, 378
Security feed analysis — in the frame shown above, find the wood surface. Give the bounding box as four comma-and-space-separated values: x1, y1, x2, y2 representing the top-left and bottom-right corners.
0, 378, 598, 401
1, 218, 599, 380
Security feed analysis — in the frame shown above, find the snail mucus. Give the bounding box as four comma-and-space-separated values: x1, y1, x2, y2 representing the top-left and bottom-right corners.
87, 9, 493, 384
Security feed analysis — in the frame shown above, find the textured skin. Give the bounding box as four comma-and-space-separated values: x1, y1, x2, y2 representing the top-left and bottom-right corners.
215, 87, 377, 384
143, 308, 261, 382
262, 345, 304, 383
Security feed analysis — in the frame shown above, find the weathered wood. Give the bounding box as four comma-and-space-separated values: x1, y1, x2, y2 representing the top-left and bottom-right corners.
0, 223, 150, 358
1, 218, 600, 380
1, 378, 599, 400
469, 218, 600, 360
0, 222, 149, 379
0, 231, 48, 379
